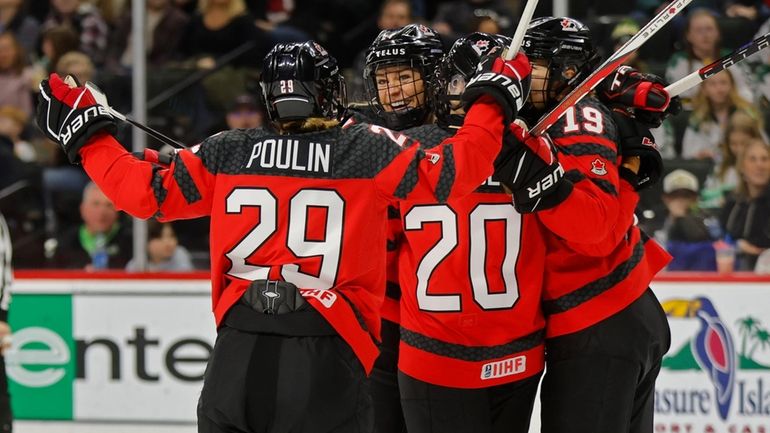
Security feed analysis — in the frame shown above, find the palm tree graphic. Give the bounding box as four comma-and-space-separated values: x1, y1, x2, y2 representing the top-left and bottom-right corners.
736, 316, 761, 357
749, 328, 770, 359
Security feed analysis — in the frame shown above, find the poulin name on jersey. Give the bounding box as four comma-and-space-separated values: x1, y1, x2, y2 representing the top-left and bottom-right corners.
480, 355, 527, 380
246, 138, 332, 175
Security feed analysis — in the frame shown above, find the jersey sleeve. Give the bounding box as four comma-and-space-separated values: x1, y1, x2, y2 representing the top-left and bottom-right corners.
78, 132, 220, 220
535, 101, 623, 248
371, 99, 504, 203
558, 177, 640, 256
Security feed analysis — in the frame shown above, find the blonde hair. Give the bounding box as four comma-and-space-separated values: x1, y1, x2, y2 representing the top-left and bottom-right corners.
0, 105, 28, 126
198, 0, 246, 17
55, 51, 95, 83
717, 111, 763, 180
690, 70, 758, 131
735, 138, 770, 198
279, 118, 340, 133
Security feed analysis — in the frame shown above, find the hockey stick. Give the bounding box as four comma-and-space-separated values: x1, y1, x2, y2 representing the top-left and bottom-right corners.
85, 82, 187, 149
530, 0, 693, 136
666, 31, 770, 96
504, 0, 538, 59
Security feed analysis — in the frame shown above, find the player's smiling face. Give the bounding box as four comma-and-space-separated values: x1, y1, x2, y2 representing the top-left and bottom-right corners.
375, 65, 425, 112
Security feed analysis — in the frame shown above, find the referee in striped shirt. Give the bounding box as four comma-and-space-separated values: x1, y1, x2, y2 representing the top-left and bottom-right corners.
0, 213, 12, 432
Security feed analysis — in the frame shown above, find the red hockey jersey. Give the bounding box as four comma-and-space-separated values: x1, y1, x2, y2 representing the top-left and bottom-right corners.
535, 97, 671, 338
78, 101, 507, 373
396, 126, 546, 389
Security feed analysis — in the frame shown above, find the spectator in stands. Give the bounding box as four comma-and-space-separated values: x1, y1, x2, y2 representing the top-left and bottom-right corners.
700, 111, 764, 208
225, 93, 263, 129
105, 0, 189, 73
0, 105, 34, 162
0, 32, 32, 117
721, 139, 770, 271
681, 70, 759, 161
180, 0, 261, 69
181, 0, 263, 111
610, 19, 649, 73
666, 9, 753, 108
346, 0, 413, 102
54, 50, 93, 83
0, 0, 40, 57
50, 181, 132, 270
431, 0, 515, 41
126, 220, 194, 272
42, 0, 109, 66
660, 169, 718, 271
28, 25, 80, 92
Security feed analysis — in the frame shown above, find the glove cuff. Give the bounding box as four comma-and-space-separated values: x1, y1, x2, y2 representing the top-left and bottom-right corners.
513, 177, 573, 213
66, 119, 117, 164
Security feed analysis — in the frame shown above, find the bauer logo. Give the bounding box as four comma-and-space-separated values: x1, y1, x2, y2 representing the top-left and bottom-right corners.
654, 291, 770, 433
480, 355, 526, 380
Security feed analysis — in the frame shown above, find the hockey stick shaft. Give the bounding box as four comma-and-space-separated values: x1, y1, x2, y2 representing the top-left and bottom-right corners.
666, 31, 770, 96
85, 82, 187, 149
505, 0, 538, 60
530, 0, 693, 136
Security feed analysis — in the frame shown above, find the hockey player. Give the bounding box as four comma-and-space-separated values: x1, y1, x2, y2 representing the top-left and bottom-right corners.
491, 17, 672, 433
394, 32, 546, 433
35, 40, 532, 433
353, 23, 444, 433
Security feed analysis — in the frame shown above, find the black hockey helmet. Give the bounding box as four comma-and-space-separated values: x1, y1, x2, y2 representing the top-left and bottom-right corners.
521, 16, 601, 112
363, 23, 444, 130
435, 32, 512, 126
260, 41, 347, 123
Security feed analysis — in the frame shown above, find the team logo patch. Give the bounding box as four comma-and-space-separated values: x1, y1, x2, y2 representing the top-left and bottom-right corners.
312, 42, 328, 56
417, 24, 435, 36
561, 18, 579, 32
481, 355, 527, 380
591, 159, 607, 176
642, 136, 657, 149
472, 39, 491, 56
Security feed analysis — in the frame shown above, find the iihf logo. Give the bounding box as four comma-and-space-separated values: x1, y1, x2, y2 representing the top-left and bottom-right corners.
261, 281, 282, 314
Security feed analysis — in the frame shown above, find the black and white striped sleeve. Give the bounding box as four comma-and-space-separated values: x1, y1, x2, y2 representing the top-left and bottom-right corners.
0, 214, 11, 322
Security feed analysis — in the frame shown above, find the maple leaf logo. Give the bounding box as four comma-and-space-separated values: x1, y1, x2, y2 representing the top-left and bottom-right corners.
591, 158, 607, 176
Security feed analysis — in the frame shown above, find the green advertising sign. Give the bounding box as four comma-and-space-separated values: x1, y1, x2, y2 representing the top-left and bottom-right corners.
7, 294, 74, 419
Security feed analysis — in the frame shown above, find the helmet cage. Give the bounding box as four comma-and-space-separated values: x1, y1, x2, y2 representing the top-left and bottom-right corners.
434, 32, 511, 125
363, 24, 444, 130
364, 57, 432, 130
522, 17, 601, 112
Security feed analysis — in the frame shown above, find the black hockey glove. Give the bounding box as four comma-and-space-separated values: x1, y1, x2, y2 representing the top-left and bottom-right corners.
493, 124, 573, 213
462, 49, 532, 125
611, 110, 663, 191
36, 73, 116, 164
596, 66, 680, 128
